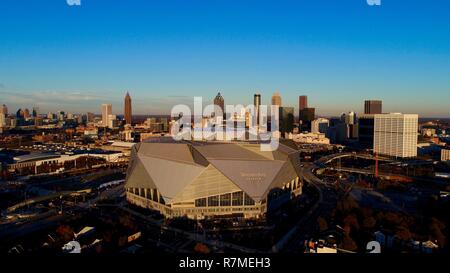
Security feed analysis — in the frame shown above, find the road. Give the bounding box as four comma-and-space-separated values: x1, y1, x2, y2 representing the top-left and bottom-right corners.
275, 161, 339, 253
0, 184, 124, 251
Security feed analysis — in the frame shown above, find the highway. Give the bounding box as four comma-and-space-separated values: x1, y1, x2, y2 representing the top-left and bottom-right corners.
275, 161, 339, 253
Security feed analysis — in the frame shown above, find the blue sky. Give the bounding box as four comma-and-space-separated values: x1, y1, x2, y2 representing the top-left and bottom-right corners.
1, 0, 450, 117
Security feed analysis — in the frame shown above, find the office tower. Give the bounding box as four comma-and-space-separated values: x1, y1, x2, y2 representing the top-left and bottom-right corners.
160, 117, 169, 132
213, 92, 225, 118
342, 111, 357, 125
32, 107, 39, 118
340, 111, 358, 139
23, 108, 30, 119
254, 93, 261, 127
87, 112, 95, 122
108, 114, 117, 129
364, 100, 382, 115
299, 107, 315, 132
16, 109, 24, 118
10, 118, 17, 128
34, 117, 43, 126
358, 114, 375, 149
0, 113, 5, 128
245, 111, 251, 128
311, 118, 330, 134
374, 113, 418, 158
101, 104, 112, 127
279, 107, 294, 136
0, 104, 7, 116
57, 111, 65, 121
78, 114, 87, 125
299, 95, 308, 111
271, 92, 282, 106
124, 92, 132, 125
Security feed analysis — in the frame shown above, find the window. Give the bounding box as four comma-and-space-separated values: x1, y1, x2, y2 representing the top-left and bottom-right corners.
208, 195, 219, 207
244, 193, 255, 206
220, 193, 231, 206
195, 198, 207, 207
232, 191, 243, 206
152, 189, 158, 202
159, 194, 165, 205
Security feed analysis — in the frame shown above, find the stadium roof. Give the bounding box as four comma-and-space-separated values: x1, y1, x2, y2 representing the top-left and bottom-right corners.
125, 138, 301, 203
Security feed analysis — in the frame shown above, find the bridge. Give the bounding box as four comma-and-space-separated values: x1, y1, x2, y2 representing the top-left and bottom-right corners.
6, 189, 92, 213
317, 152, 394, 165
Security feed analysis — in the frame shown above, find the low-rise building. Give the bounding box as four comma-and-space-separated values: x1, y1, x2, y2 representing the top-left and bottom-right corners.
442, 149, 450, 161
288, 132, 330, 145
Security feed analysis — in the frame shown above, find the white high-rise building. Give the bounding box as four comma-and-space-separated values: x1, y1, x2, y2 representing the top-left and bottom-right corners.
374, 113, 418, 158
101, 104, 112, 127
108, 114, 117, 129
311, 118, 329, 134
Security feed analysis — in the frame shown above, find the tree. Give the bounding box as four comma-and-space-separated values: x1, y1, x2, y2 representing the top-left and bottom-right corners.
56, 225, 74, 242
429, 218, 446, 248
317, 217, 328, 232
340, 234, 358, 252
194, 243, 210, 254
396, 226, 413, 241
362, 217, 377, 229
343, 214, 360, 232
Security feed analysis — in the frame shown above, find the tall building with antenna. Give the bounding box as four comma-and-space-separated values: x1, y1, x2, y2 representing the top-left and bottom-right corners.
124, 92, 132, 125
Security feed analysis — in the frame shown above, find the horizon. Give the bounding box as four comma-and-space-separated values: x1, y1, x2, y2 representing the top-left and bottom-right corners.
1, 0, 450, 118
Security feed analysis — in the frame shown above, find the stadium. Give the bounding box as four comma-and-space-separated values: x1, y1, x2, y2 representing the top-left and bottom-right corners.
125, 138, 303, 219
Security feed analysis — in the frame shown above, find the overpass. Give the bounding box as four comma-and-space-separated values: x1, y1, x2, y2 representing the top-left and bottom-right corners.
317, 153, 394, 165
6, 189, 92, 213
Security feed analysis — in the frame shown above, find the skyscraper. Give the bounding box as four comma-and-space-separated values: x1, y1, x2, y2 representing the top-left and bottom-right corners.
124, 92, 132, 125
102, 104, 112, 127
299, 108, 315, 132
16, 109, 24, 118
213, 92, 225, 118
342, 111, 357, 125
364, 100, 382, 115
32, 107, 39, 118
311, 118, 330, 134
271, 92, 282, 106
341, 112, 358, 139
374, 113, 418, 158
87, 112, 95, 123
0, 104, 7, 116
23, 108, 30, 119
279, 107, 294, 136
254, 93, 261, 127
0, 113, 6, 128
358, 114, 375, 149
299, 95, 308, 111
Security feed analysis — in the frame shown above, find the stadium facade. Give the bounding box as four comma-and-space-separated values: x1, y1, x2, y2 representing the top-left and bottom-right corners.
125, 138, 302, 219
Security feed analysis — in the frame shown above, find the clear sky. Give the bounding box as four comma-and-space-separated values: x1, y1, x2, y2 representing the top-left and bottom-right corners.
1, 0, 450, 117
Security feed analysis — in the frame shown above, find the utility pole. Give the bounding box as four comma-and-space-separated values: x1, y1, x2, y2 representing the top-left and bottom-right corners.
375, 152, 379, 178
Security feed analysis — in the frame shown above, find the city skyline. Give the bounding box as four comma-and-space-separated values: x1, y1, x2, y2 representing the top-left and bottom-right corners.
1, 1, 450, 117
0, 94, 448, 119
